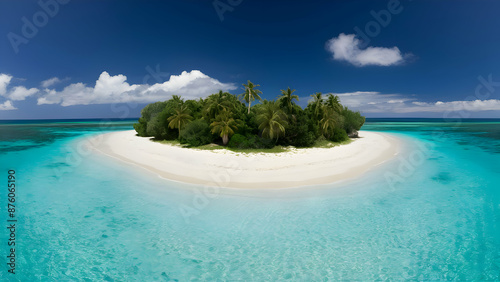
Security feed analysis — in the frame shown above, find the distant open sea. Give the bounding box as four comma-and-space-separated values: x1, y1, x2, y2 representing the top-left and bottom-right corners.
0, 118, 499, 280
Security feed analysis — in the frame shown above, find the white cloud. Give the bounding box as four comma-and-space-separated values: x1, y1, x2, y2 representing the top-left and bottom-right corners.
326, 33, 406, 67
334, 91, 500, 113
8, 86, 38, 101
0, 73, 39, 109
0, 100, 16, 111
334, 91, 413, 109
0, 74, 13, 96
402, 99, 500, 113
38, 70, 237, 106
41, 77, 63, 88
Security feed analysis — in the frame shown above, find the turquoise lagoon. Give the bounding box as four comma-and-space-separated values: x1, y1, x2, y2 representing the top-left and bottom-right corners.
0, 119, 499, 281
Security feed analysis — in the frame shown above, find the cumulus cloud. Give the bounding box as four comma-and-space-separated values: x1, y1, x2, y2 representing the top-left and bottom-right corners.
0, 74, 13, 96
38, 70, 237, 106
334, 91, 500, 113
41, 77, 64, 88
0, 100, 16, 111
0, 73, 40, 110
326, 33, 407, 66
8, 86, 39, 101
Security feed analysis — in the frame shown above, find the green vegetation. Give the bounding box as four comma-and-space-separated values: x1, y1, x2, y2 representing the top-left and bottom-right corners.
168, 104, 193, 138
242, 80, 263, 114
210, 109, 240, 145
256, 100, 288, 141
179, 119, 214, 147
134, 81, 365, 149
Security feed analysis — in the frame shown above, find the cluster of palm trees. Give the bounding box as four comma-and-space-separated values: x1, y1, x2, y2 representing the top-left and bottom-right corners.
310, 92, 343, 139
135, 80, 361, 147
165, 81, 303, 145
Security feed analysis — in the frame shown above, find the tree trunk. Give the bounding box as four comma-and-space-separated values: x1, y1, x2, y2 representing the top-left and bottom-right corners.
248, 99, 251, 114
222, 134, 229, 145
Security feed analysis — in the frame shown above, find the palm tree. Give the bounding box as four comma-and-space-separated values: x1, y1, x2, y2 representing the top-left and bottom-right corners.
256, 100, 288, 141
198, 97, 206, 108
225, 91, 244, 109
205, 90, 232, 120
319, 106, 337, 139
242, 80, 263, 114
210, 109, 239, 145
171, 95, 183, 105
279, 87, 299, 112
310, 92, 323, 121
325, 94, 342, 114
167, 104, 193, 138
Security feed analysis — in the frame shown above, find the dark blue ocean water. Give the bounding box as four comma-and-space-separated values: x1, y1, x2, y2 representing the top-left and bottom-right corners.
0, 118, 499, 280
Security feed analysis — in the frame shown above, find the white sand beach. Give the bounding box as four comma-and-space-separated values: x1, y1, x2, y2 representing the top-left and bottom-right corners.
89, 130, 401, 189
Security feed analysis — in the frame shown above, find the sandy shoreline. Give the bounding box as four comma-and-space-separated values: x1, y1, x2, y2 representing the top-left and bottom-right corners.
89, 130, 401, 189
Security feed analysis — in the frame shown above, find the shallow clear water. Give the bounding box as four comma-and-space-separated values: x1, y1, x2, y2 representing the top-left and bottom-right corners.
0, 119, 499, 281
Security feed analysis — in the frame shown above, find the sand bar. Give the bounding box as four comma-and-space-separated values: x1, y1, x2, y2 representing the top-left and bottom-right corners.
89, 130, 401, 189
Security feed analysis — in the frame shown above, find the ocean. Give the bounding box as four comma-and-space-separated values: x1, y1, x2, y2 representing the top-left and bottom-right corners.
0, 118, 499, 280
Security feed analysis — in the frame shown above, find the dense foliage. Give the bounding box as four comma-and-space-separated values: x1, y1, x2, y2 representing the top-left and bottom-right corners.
134, 82, 365, 148
179, 119, 214, 147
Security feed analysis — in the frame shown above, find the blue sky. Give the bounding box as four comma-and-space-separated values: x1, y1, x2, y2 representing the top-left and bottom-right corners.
1, 0, 500, 119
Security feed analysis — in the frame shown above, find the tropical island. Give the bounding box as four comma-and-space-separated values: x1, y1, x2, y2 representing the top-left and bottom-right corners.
132, 81, 366, 150
88, 81, 400, 189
